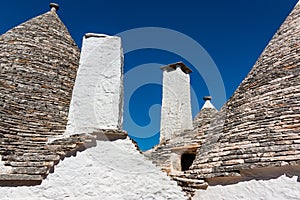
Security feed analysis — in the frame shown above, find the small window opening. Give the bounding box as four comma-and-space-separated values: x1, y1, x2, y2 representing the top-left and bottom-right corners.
181, 153, 196, 171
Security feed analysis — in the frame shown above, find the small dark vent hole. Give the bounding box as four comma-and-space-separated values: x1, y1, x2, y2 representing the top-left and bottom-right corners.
181, 153, 196, 171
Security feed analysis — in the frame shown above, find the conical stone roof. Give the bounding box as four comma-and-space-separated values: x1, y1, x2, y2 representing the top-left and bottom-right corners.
145, 98, 218, 197
0, 9, 82, 183
189, 2, 300, 182
193, 97, 218, 134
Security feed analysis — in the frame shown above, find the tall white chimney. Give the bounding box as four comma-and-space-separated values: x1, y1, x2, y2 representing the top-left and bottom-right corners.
160, 62, 193, 143
66, 33, 123, 135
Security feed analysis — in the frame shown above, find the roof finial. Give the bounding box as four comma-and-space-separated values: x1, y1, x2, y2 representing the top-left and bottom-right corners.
201, 96, 216, 109
50, 3, 59, 12
203, 96, 212, 101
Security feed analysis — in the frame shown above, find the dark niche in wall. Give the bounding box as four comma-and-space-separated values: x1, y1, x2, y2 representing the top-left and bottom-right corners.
181, 153, 196, 171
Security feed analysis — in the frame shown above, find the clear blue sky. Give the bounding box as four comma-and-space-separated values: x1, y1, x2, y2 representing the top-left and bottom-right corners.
0, 0, 298, 150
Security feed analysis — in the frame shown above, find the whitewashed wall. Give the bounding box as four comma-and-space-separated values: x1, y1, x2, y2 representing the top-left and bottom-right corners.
193, 175, 300, 200
0, 138, 187, 200
66, 33, 123, 135
0, 156, 11, 174
160, 67, 193, 142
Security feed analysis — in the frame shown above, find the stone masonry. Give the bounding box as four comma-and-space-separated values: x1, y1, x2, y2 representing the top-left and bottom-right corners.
0, 2, 300, 200
146, 2, 300, 198
145, 97, 218, 198
0, 6, 188, 200
0, 8, 86, 183
189, 0, 300, 187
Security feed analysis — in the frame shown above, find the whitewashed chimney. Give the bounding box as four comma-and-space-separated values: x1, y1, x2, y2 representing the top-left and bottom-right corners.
66, 33, 123, 135
160, 62, 193, 143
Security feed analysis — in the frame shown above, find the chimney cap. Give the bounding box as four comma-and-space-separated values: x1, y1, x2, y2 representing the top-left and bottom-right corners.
50, 3, 59, 12
85, 33, 108, 38
203, 96, 212, 101
160, 62, 192, 74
